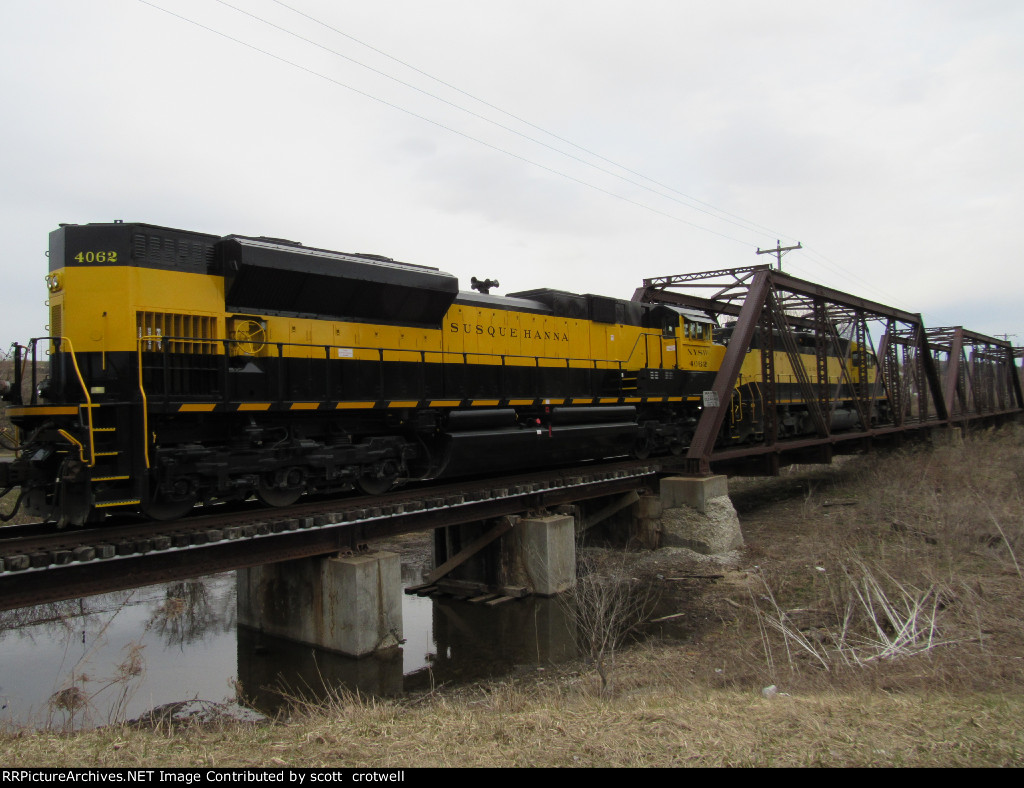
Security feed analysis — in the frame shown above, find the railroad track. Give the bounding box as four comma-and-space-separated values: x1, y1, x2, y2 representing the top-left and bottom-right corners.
0, 458, 666, 597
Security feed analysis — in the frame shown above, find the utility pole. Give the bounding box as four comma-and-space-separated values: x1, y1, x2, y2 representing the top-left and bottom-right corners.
756, 239, 802, 271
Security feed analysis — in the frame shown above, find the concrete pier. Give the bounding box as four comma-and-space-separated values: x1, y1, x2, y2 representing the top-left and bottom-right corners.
661, 474, 730, 514
514, 514, 576, 596
237, 551, 402, 657
432, 514, 576, 596
630, 493, 663, 549
659, 476, 743, 555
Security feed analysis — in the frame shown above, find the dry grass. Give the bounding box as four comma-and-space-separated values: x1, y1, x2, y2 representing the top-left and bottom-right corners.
3, 425, 1024, 766
2, 665, 1022, 767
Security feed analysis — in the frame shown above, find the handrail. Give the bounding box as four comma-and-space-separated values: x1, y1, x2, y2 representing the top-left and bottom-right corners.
137, 337, 152, 468
54, 336, 97, 466
140, 334, 666, 372
136, 333, 679, 403
57, 429, 85, 463
621, 331, 652, 368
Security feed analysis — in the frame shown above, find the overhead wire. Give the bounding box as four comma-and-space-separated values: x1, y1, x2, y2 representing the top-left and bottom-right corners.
264, 0, 796, 245
210, 0, 782, 244
136, 0, 760, 247
800, 246, 917, 312
139, 0, 917, 313
258, 1, 916, 311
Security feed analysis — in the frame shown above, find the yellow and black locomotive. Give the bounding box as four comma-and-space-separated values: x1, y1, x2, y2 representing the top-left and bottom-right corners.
1, 221, 723, 525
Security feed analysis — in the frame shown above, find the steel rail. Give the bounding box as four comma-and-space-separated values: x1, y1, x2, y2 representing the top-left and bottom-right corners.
0, 462, 660, 611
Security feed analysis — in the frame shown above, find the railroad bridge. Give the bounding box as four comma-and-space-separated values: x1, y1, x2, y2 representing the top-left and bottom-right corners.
1, 265, 1021, 656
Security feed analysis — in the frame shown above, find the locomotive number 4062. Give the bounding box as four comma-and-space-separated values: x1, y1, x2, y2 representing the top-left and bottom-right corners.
73, 251, 118, 263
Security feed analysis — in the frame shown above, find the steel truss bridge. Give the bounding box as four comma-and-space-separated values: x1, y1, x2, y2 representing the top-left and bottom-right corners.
634, 264, 1023, 475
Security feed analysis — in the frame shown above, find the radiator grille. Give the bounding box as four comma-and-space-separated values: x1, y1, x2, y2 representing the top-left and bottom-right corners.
136, 312, 217, 355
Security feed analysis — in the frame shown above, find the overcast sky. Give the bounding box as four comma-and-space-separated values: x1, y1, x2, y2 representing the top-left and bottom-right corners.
1, 0, 1021, 349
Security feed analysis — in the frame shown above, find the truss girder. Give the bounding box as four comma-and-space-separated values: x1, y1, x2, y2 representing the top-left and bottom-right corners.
683, 269, 771, 474
638, 266, 1020, 474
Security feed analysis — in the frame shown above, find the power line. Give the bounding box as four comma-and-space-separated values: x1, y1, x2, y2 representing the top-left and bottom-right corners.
267, 0, 798, 244
139, 1, 918, 315
800, 245, 916, 312
135, 0, 758, 246
211, 0, 786, 243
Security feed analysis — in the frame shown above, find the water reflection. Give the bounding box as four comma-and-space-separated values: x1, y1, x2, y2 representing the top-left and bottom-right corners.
236, 627, 404, 713
148, 580, 236, 648
2, 570, 582, 728
0, 576, 239, 730
235, 592, 578, 716
408, 595, 577, 690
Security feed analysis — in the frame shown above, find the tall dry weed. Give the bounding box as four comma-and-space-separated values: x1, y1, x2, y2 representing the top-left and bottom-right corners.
849, 428, 1024, 576
738, 427, 1024, 692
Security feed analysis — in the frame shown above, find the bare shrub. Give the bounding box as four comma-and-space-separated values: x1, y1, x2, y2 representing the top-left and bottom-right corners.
848, 428, 1024, 577
562, 552, 658, 696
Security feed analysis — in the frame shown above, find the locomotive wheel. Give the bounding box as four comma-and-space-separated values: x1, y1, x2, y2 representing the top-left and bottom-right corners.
143, 477, 199, 521
632, 437, 653, 460
257, 472, 303, 508
356, 473, 397, 496
356, 470, 398, 496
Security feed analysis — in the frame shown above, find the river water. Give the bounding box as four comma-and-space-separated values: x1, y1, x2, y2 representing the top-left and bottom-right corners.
0, 558, 577, 729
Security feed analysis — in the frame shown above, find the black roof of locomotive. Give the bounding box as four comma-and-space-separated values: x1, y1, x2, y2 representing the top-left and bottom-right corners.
52, 222, 708, 331
217, 235, 459, 327
453, 290, 553, 315
50, 222, 219, 274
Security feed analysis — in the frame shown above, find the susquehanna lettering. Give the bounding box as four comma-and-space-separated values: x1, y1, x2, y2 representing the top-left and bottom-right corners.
449, 323, 568, 341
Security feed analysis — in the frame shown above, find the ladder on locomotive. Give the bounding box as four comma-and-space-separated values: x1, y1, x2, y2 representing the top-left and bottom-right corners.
84, 404, 141, 510
60, 337, 142, 511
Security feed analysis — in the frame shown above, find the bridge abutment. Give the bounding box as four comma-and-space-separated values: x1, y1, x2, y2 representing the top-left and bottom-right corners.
658, 476, 743, 555
237, 551, 402, 657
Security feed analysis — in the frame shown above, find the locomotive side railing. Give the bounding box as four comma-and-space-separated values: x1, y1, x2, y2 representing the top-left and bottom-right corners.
133, 332, 682, 406
136, 338, 151, 469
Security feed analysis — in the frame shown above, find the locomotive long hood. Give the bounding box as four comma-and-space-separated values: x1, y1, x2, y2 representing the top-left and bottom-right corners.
217, 236, 459, 327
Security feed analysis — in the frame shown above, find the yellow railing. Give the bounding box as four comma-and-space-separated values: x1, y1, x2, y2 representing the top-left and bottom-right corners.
137, 337, 153, 469
57, 336, 97, 466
